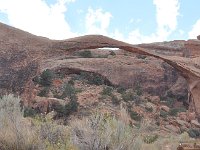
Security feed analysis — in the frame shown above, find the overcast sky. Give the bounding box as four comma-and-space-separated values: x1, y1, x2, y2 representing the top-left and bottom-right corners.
0, 0, 199, 44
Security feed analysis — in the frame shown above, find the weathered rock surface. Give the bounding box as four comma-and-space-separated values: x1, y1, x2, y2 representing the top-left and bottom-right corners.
42, 53, 183, 97
0, 22, 200, 119
197, 35, 200, 40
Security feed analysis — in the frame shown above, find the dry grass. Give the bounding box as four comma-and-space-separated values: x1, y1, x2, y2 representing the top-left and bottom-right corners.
70, 107, 155, 150
0, 95, 199, 150
0, 95, 74, 150
0, 94, 42, 150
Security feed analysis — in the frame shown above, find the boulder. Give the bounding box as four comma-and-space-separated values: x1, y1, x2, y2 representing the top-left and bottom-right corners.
33, 96, 66, 114
165, 124, 180, 133
191, 120, 200, 128
178, 112, 187, 121
187, 112, 196, 121
161, 105, 170, 112
146, 96, 160, 104
176, 119, 190, 128
197, 35, 200, 40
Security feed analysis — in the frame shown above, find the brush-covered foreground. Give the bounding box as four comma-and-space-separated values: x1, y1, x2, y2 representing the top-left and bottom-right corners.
0, 95, 199, 150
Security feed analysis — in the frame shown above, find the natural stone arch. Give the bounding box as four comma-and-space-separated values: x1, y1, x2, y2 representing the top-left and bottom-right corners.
55, 35, 200, 118
0, 22, 199, 119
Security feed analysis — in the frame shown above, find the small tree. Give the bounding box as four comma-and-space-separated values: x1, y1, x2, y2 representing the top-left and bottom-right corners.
79, 50, 92, 58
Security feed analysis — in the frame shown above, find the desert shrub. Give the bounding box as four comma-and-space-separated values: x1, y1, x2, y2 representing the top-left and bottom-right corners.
111, 95, 120, 105
167, 90, 188, 103
136, 54, 147, 59
122, 91, 141, 105
161, 97, 175, 107
109, 51, 116, 56
68, 79, 75, 85
33, 69, 54, 87
168, 108, 179, 116
160, 110, 168, 118
60, 83, 76, 99
145, 106, 153, 112
95, 54, 109, 58
40, 123, 67, 145
78, 50, 92, 58
88, 75, 105, 85
99, 86, 118, 103
169, 107, 186, 116
0, 95, 42, 150
143, 134, 158, 144
70, 109, 137, 150
54, 100, 78, 118
78, 72, 105, 85
70, 107, 159, 150
101, 86, 113, 96
37, 87, 50, 97
98, 94, 107, 100
129, 110, 142, 121
187, 128, 200, 138
117, 86, 126, 94
39, 69, 54, 87
135, 83, 143, 96
23, 107, 38, 117
0, 94, 21, 116
0, 95, 75, 150
122, 91, 135, 102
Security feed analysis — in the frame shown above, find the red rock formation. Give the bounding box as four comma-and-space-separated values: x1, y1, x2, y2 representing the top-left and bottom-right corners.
0, 22, 200, 119
197, 35, 200, 40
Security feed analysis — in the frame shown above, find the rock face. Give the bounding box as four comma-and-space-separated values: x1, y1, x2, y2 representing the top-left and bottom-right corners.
0, 22, 200, 119
42, 51, 185, 97
197, 35, 200, 40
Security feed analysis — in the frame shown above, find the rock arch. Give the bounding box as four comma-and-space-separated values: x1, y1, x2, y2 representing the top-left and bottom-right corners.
55, 35, 200, 118
0, 22, 199, 119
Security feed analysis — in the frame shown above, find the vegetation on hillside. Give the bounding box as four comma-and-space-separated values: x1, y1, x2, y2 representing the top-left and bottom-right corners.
0, 95, 197, 150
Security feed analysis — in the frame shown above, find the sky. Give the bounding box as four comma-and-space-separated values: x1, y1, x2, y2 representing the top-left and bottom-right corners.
0, 0, 199, 44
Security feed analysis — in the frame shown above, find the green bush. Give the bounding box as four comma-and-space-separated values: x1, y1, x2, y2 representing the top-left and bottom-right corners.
68, 79, 75, 85
161, 97, 175, 107
109, 51, 116, 56
160, 110, 168, 118
187, 128, 200, 138
54, 100, 78, 117
129, 110, 142, 121
169, 107, 186, 116
39, 69, 54, 87
145, 106, 153, 112
111, 95, 120, 105
33, 69, 54, 87
136, 55, 147, 59
101, 86, 113, 96
122, 91, 141, 105
60, 83, 77, 100
78, 72, 105, 85
53, 83, 79, 117
37, 87, 50, 97
135, 86, 143, 96
117, 86, 126, 94
122, 91, 135, 102
143, 135, 158, 144
95, 54, 108, 58
23, 107, 38, 117
78, 50, 92, 58
134, 82, 143, 96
